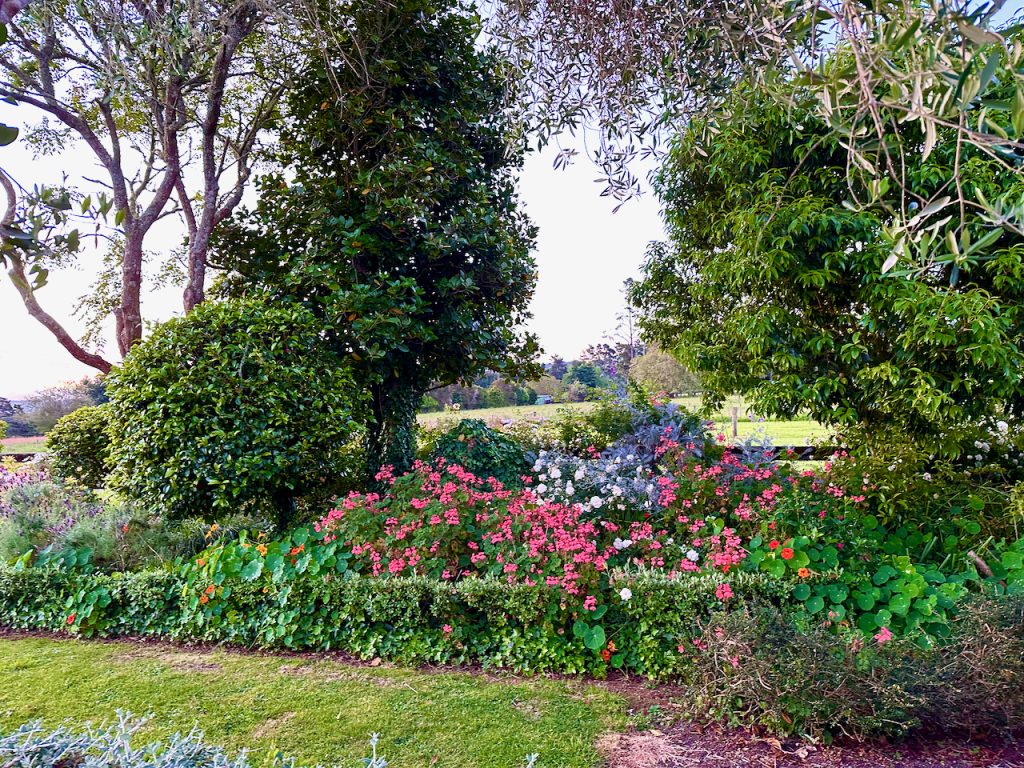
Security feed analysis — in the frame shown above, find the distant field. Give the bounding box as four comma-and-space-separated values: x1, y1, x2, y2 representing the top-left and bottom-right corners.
1, 436, 47, 454
418, 397, 831, 445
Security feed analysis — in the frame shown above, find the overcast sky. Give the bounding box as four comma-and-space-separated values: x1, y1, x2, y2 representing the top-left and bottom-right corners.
0, 128, 665, 398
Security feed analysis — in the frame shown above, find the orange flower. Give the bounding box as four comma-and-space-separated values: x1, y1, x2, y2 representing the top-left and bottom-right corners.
199, 595, 209, 605
205, 584, 215, 595
196, 558, 206, 567
256, 544, 268, 556
797, 567, 810, 578
780, 547, 795, 561
606, 641, 616, 653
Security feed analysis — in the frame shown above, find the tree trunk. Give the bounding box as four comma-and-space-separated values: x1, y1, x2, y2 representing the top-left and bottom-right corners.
364, 378, 421, 484
117, 229, 145, 356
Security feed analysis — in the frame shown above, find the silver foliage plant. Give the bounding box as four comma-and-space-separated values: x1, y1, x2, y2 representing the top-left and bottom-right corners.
0, 713, 540, 768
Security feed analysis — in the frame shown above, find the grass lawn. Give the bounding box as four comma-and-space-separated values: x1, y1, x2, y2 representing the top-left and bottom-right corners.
0, 436, 46, 454
0, 635, 625, 768
419, 399, 831, 446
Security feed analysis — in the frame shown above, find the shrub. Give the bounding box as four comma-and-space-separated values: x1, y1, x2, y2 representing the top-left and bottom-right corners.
685, 604, 925, 740
909, 595, 1024, 736
430, 419, 530, 488
684, 596, 1024, 740
106, 298, 363, 529
0, 714, 305, 768
47, 404, 112, 488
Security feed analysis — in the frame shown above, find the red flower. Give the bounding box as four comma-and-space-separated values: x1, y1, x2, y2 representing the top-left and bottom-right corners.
66, 614, 75, 626
204, 584, 215, 595
768, 540, 780, 550
797, 567, 810, 578
600, 649, 611, 662
780, 547, 795, 561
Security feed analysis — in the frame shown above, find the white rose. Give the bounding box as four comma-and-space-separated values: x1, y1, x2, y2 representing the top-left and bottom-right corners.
611, 485, 623, 496
574, 467, 586, 481
619, 588, 632, 601
589, 496, 604, 509
535, 483, 548, 495
686, 549, 700, 562
998, 420, 1009, 433
565, 482, 575, 496
549, 467, 561, 479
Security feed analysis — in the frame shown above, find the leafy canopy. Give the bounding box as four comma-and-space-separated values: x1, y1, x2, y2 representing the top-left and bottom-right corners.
106, 298, 362, 526
215, 0, 538, 476
632, 80, 1024, 455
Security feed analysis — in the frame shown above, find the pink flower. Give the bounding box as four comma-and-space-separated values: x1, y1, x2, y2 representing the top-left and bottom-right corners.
715, 583, 733, 601
442, 624, 453, 635
873, 626, 893, 645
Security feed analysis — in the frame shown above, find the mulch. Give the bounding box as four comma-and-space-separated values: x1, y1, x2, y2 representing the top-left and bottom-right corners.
599, 724, 1023, 768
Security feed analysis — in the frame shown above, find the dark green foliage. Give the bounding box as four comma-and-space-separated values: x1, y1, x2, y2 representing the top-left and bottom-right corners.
215, 0, 538, 481
564, 362, 603, 390
47, 405, 111, 488
633, 80, 1024, 456
430, 419, 530, 487
105, 298, 362, 528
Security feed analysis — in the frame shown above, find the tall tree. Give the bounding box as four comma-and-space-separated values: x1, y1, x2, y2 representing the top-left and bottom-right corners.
490, 1, 1024, 270
0, 0, 309, 368
215, 0, 538, 479
632, 79, 1024, 454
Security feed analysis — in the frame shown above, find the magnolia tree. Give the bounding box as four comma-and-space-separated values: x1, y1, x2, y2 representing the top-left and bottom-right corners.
0, 0, 324, 370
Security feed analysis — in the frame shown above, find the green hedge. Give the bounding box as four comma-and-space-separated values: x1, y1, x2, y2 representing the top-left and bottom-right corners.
0, 565, 780, 676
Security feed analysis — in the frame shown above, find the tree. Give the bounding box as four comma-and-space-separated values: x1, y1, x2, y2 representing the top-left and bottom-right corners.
0, 0, 309, 369
547, 356, 569, 380
632, 80, 1024, 455
630, 348, 700, 395
20, 376, 105, 433
106, 298, 362, 529
564, 361, 603, 390
216, 0, 538, 479
530, 375, 562, 398
490, 2, 1024, 270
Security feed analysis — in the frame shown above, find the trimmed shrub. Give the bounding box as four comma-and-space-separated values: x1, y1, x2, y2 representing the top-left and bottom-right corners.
430, 419, 530, 487
106, 298, 363, 528
47, 404, 112, 488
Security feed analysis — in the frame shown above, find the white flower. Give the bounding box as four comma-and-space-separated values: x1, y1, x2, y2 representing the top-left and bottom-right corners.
535, 483, 548, 495
533, 461, 543, 472
997, 420, 1009, 433
619, 588, 632, 601
565, 482, 575, 496
686, 549, 700, 562
549, 467, 561, 479
921, 472, 932, 481
574, 467, 586, 481
611, 485, 623, 496
589, 496, 604, 509
627, 454, 635, 461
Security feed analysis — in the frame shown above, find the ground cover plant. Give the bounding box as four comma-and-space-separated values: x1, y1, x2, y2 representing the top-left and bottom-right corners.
0, 635, 619, 768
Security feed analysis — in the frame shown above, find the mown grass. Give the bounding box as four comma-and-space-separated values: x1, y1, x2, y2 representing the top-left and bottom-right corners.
418, 398, 831, 445
0, 436, 46, 454
0, 636, 625, 768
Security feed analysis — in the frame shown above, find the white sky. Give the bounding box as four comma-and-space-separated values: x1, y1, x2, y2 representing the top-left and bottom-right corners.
0, 131, 665, 398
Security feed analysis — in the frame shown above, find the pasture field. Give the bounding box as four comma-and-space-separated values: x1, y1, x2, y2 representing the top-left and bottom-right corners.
0, 435, 46, 454
418, 397, 830, 445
